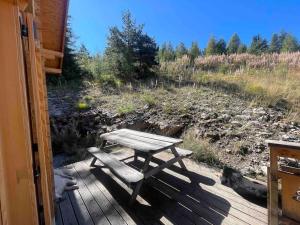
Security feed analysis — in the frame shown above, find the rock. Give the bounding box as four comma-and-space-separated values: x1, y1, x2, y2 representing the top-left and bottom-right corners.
282, 134, 298, 142
253, 107, 267, 116
235, 115, 251, 120
218, 114, 231, 122
205, 132, 220, 143
231, 121, 243, 127
256, 132, 272, 138
260, 166, 268, 176
200, 113, 210, 120
225, 149, 232, 154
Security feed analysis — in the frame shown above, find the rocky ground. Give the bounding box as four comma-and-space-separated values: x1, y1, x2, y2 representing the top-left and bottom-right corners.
48, 84, 300, 180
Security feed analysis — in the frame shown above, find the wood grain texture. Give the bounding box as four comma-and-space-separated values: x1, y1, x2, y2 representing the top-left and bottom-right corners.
0, 3, 39, 225
267, 140, 300, 224
114, 129, 182, 144
36, 0, 68, 70
88, 147, 144, 184
278, 171, 300, 222
25, 13, 55, 225
266, 140, 300, 150
56, 157, 268, 225
70, 166, 111, 225
74, 162, 128, 225
100, 133, 172, 152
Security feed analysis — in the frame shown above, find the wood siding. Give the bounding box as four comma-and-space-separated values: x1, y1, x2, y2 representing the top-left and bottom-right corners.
0, 1, 39, 224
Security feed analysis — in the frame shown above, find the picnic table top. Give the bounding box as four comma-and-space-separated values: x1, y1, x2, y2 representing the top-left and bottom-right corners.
100, 129, 183, 153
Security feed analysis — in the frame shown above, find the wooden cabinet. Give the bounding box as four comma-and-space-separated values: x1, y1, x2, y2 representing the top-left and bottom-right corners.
267, 140, 300, 225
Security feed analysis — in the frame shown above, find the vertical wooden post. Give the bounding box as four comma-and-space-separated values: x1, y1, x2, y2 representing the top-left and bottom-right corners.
25, 13, 55, 225
0, 1, 39, 225
269, 149, 279, 225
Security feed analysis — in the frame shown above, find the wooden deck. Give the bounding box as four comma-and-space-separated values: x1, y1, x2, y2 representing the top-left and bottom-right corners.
55, 150, 268, 225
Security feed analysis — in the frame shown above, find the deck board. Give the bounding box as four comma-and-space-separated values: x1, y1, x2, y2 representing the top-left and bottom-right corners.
56, 150, 268, 225
68, 190, 94, 225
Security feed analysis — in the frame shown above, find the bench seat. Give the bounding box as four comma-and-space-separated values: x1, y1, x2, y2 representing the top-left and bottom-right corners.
88, 147, 144, 185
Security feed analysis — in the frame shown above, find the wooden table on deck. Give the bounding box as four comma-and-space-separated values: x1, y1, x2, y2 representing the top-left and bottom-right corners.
91, 129, 192, 203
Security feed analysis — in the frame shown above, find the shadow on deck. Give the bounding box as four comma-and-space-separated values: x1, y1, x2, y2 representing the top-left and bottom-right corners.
55, 151, 268, 225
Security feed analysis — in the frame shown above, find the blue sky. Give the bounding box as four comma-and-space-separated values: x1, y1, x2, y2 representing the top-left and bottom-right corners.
69, 0, 300, 54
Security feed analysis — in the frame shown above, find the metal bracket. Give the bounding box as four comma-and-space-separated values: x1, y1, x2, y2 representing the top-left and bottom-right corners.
34, 166, 40, 182
21, 24, 28, 37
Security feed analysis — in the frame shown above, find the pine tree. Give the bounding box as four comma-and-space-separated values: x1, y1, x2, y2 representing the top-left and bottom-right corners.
158, 42, 167, 62
189, 41, 201, 61
278, 31, 288, 51
165, 42, 176, 61
215, 39, 227, 55
60, 17, 82, 81
269, 34, 281, 53
135, 33, 158, 75
105, 11, 158, 80
227, 33, 241, 54
175, 42, 188, 58
237, 44, 247, 54
281, 34, 299, 52
77, 44, 91, 70
158, 42, 176, 62
206, 36, 217, 56
248, 35, 269, 55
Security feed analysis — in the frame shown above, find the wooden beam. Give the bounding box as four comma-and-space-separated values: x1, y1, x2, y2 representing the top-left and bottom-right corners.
45, 67, 62, 74
269, 149, 279, 225
41, 48, 63, 58
25, 13, 55, 225
266, 140, 300, 151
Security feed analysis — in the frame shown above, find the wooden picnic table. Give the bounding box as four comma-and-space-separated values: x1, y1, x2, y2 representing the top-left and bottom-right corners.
88, 129, 193, 204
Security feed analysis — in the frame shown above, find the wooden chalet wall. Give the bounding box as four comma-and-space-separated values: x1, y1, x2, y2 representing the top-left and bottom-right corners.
0, 0, 68, 224
0, 1, 39, 225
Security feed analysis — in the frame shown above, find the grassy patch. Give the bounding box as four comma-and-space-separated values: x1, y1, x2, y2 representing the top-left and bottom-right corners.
117, 103, 135, 115
181, 130, 221, 166
141, 92, 157, 106
162, 102, 174, 114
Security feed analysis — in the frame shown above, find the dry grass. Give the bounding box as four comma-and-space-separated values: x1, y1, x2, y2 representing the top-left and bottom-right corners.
181, 129, 221, 166
195, 68, 300, 121
159, 53, 300, 121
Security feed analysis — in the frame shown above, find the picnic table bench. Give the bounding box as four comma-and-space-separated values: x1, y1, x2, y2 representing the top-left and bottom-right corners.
87, 129, 193, 204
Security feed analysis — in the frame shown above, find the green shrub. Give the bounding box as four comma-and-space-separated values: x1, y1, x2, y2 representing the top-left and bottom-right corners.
98, 74, 122, 88
77, 102, 89, 110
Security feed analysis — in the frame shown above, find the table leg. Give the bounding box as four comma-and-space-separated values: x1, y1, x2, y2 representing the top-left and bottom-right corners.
141, 154, 152, 173
170, 146, 187, 171
134, 150, 138, 161
90, 140, 107, 167
129, 153, 152, 204
129, 180, 143, 205
100, 140, 107, 149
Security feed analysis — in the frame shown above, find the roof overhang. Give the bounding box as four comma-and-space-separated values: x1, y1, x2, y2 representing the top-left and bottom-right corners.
35, 0, 69, 74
